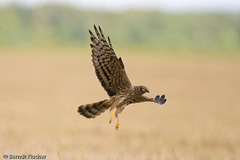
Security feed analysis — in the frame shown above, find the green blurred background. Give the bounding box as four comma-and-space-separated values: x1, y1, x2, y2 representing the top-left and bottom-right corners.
0, 3, 240, 55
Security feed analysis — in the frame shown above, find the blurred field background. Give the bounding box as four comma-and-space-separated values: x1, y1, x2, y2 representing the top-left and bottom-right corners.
0, 1, 240, 160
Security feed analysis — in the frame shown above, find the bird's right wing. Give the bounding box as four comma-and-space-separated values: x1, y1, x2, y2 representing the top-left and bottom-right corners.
130, 95, 167, 105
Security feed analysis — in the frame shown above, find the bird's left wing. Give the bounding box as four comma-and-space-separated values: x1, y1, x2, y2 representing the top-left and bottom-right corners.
89, 25, 132, 97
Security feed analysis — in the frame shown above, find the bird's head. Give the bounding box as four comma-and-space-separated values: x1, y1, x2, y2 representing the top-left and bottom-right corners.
138, 85, 150, 95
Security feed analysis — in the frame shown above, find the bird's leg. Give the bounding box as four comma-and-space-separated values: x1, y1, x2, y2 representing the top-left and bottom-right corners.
109, 111, 113, 124
115, 114, 120, 130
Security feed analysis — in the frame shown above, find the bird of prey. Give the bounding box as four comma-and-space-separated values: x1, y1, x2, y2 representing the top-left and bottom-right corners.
77, 25, 167, 130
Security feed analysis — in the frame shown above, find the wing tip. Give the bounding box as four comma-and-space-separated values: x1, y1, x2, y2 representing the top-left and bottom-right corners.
94, 24, 97, 30
152, 95, 167, 105
89, 29, 94, 35
98, 26, 102, 32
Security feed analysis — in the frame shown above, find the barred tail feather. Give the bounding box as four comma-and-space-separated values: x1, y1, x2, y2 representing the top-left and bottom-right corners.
77, 99, 110, 119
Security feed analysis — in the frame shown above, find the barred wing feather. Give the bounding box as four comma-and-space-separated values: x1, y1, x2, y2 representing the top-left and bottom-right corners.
89, 25, 132, 97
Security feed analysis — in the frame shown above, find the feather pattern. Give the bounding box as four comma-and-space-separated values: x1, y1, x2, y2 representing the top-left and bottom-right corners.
127, 95, 167, 105
89, 25, 132, 96
77, 25, 167, 130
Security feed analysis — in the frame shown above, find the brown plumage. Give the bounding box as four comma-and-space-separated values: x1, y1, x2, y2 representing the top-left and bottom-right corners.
77, 25, 167, 130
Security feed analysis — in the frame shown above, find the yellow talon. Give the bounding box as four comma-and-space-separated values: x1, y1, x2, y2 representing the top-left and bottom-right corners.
109, 117, 113, 124
109, 111, 113, 124
115, 115, 120, 130
115, 123, 119, 130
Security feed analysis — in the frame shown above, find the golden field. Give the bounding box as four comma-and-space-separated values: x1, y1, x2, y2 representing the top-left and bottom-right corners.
0, 50, 240, 160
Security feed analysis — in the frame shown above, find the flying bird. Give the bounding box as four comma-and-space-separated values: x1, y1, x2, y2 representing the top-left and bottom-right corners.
77, 25, 167, 130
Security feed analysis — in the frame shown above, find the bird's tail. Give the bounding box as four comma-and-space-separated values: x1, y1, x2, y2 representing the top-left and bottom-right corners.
77, 99, 111, 118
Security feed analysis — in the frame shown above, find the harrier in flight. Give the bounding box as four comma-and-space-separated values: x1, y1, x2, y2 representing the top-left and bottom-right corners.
78, 25, 167, 130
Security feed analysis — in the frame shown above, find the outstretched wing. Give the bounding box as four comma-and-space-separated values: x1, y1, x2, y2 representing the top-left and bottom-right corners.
89, 25, 132, 97
129, 95, 167, 105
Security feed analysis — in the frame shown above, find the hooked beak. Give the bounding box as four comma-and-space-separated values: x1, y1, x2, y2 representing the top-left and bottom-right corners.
146, 89, 150, 93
